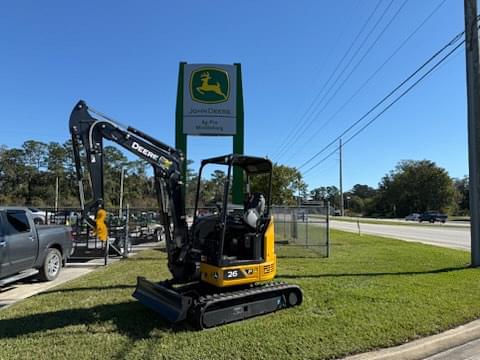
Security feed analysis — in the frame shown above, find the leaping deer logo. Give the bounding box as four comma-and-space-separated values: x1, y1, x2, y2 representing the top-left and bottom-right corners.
196, 72, 227, 100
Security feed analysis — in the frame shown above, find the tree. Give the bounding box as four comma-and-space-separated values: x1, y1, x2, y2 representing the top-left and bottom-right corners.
350, 184, 376, 199
310, 186, 340, 208
453, 176, 469, 215
251, 164, 306, 205
22, 140, 48, 171
344, 184, 377, 215
376, 160, 454, 217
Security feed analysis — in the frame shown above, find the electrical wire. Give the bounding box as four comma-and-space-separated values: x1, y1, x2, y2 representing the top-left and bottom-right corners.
270, 0, 384, 160
302, 37, 465, 175
275, 0, 390, 162
298, 29, 465, 171
283, 0, 412, 164
285, 0, 448, 165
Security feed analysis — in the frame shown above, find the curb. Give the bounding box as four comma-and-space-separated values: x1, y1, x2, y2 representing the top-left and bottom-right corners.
343, 318, 480, 360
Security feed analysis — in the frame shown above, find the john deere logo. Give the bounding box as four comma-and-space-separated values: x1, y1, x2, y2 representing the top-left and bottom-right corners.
190, 68, 230, 104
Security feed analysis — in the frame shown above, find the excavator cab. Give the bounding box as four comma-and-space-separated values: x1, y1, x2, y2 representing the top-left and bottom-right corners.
192, 154, 277, 287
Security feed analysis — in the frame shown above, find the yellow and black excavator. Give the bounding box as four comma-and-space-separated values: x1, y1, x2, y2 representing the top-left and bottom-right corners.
69, 100, 302, 329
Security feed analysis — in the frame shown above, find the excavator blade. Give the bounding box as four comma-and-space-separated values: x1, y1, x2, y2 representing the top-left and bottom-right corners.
132, 277, 193, 323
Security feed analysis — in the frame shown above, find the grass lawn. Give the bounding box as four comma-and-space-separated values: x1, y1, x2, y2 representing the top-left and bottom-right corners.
1, 230, 480, 360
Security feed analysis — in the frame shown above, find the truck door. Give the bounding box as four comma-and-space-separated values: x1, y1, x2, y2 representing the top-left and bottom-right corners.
0, 214, 10, 278
4, 210, 38, 273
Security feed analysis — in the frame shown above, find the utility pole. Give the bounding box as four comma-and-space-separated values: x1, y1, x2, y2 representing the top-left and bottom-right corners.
465, 0, 480, 267
119, 166, 125, 218
339, 138, 344, 217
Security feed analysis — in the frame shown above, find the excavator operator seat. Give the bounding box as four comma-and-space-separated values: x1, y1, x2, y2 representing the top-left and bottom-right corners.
244, 192, 266, 229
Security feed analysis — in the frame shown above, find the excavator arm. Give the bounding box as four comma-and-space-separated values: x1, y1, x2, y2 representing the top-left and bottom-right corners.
69, 100, 197, 282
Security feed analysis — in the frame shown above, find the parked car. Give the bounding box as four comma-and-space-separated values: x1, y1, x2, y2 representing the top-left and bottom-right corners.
419, 211, 448, 224
0, 207, 73, 286
405, 213, 420, 221
27, 207, 46, 225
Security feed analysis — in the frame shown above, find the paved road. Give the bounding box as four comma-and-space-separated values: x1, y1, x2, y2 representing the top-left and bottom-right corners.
425, 338, 480, 360
330, 220, 470, 251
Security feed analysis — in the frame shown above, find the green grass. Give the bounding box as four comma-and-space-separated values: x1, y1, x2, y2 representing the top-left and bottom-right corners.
1, 230, 480, 360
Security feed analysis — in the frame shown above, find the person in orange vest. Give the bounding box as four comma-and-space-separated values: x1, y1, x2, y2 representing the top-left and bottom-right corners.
95, 208, 108, 248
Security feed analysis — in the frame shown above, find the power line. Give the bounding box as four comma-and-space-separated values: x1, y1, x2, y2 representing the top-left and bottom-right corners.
303, 36, 465, 175
275, 0, 391, 162
284, 0, 412, 164
298, 28, 465, 171
287, 0, 448, 165
270, 0, 384, 160
343, 43, 464, 148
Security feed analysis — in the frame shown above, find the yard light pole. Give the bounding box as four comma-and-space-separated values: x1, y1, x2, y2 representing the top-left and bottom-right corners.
54, 176, 59, 212
119, 166, 126, 218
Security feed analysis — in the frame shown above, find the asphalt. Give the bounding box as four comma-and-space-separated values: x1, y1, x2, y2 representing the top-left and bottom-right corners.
0, 241, 160, 309
425, 338, 480, 360
330, 220, 470, 250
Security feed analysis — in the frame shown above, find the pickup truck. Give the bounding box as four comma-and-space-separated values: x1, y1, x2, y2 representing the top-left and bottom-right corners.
419, 211, 448, 224
0, 207, 73, 286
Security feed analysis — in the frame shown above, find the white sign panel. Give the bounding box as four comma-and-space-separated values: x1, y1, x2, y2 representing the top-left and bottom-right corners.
183, 64, 237, 135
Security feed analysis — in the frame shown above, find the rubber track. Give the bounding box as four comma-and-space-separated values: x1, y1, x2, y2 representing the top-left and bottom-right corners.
193, 282, 302, 328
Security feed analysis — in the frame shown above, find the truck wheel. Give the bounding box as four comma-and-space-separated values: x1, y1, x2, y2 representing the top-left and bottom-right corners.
38, 248, 62, 281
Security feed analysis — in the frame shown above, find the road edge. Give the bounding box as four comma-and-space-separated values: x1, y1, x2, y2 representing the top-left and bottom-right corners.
343, 317, 480, 360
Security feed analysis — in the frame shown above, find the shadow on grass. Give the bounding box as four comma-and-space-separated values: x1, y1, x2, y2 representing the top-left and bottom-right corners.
125, 257, 163, 261
38, 284, 135, 295
0, 300, 190, 340
277, 265, 470, 278
276, 255, 326, 259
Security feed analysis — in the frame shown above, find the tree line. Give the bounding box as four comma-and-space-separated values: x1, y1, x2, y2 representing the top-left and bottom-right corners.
1, 140, 467, 216
310, 160, 469, 217
0, 140, 307, 209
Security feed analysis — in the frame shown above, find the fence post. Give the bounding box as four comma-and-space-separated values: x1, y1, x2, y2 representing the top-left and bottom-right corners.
357, 218, 361, 236
291, 208, 298, 242
123, 204, 130, 258
305, 207, 309, 248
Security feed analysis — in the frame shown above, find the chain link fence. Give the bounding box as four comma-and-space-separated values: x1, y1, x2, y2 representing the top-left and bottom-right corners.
272, 205, 329, 258
38, 204, 329, 261
37, 208, 165, 262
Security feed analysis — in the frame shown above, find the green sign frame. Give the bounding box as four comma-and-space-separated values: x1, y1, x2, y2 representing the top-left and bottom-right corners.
175, 62, 244, 204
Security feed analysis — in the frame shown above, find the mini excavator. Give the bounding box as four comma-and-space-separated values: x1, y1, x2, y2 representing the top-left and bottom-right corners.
69, 100, 302, 329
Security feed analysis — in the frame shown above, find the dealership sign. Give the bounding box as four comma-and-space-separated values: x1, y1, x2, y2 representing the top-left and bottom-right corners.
183, 64, 237, 135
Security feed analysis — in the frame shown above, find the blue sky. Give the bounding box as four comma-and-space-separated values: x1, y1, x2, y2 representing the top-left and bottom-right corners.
0, 0, 469, 191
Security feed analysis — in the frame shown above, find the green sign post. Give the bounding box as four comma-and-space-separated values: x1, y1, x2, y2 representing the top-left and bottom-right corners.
175, 62, 245, 204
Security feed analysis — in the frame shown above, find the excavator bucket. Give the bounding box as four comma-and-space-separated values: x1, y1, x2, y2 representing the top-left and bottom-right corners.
132, 277, 193, 323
